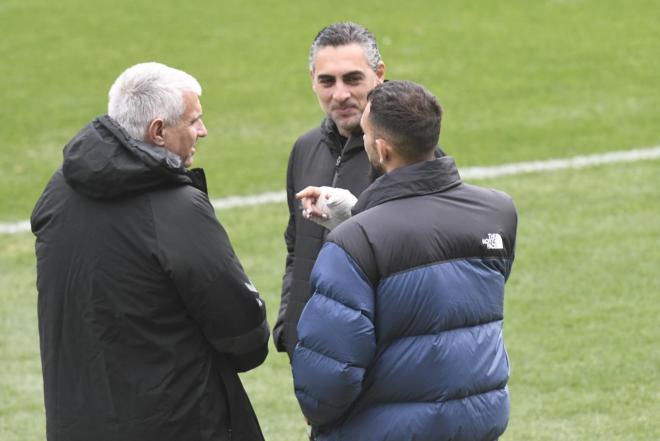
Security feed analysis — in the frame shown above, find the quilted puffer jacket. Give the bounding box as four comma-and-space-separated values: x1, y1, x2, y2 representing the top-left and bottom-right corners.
292, 157, 517, 441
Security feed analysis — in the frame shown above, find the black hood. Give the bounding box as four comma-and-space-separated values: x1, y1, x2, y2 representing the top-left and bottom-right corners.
62, 115, 197, 199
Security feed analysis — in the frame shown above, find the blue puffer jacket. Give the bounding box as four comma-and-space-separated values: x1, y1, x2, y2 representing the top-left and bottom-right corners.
292, 157, 517, 441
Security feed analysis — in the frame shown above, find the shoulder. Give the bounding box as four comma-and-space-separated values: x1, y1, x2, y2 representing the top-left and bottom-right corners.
326, 213, 380, 285
327, 212, 368, 246
287, 122, 337, 181
150, 182, 208, 202
148, 184, 215, 223
292, 123, 326, 151
147, 185, 234, 261
460, 183, 517, 217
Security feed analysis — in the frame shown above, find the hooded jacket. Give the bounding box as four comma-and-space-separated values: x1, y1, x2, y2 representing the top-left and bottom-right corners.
292, 157, 517, 441
31, 116, 269, 441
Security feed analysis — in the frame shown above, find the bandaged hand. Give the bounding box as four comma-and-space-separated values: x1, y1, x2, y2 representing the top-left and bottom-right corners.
296, 186, 357, 230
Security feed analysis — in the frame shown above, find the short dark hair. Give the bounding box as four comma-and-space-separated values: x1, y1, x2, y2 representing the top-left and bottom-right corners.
366, 80, 442, 161
309, 22, 382, 72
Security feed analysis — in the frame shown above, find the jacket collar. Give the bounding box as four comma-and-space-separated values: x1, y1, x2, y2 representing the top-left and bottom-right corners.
320, 117, 365, 156
352, 156, 462, 214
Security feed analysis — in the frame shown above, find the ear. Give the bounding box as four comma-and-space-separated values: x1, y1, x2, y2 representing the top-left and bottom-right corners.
310, 69, 317, 91
375, 138, 393, 164
375, 61, 386, 84
146, 119, 166, 146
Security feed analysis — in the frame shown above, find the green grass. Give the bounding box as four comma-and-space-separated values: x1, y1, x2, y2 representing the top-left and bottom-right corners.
2, 0, 660, 220
1, 0, 660, 439
489, 161, 660, 440
2, 160, 659, 440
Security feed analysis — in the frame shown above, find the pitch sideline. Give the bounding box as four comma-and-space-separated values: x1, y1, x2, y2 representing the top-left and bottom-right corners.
3, 146, 659, 235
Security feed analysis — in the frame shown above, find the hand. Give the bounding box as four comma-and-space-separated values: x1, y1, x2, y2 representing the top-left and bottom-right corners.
296, 186, 328, 220
296, 186, 357, 230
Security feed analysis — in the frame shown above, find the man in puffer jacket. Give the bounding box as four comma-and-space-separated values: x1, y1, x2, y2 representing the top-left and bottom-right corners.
292, 80, 517, 441
31, 62, 269, 441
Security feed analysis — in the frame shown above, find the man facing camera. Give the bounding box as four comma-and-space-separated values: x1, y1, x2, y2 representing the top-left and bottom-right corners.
292, 80, 518, 441
31, 62, 269, 441
273, 22, 386, 359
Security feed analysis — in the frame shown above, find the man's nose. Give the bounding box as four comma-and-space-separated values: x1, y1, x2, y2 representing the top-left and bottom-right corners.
332, 82, 351, 102
197, 120, 208, 138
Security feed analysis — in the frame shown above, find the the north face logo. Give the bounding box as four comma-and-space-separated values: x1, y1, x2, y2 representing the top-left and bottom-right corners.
482, 233, 504, 250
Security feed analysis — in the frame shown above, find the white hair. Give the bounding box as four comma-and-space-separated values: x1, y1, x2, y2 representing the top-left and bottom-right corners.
108, 62, 202, 140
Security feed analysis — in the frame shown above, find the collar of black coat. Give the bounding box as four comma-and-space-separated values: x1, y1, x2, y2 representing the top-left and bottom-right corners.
320, 117, 365, 156
62, 115, 207, 199
352, 156, 462, 215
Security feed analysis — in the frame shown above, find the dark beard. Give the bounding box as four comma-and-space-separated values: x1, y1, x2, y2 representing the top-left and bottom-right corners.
368, 162, 384, 182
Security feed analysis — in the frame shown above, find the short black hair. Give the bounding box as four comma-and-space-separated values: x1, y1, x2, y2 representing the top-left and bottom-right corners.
366, 80, 442, 161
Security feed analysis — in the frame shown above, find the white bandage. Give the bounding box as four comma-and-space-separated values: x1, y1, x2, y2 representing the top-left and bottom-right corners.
312, 186, 357, 230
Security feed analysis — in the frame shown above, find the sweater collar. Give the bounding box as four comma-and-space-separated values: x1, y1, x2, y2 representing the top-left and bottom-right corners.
352, 156, 462, 214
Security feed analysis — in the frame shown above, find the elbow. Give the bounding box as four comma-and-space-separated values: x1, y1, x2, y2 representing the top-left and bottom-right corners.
228, 344, 269, 372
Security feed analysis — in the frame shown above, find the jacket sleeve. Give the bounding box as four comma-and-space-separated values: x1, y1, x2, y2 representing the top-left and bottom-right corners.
292, 241, 376, 428
273, 145, 297, 353
153, 187, 269, 372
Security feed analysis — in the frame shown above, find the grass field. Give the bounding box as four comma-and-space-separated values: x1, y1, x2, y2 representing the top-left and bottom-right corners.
1, 0, 659, 440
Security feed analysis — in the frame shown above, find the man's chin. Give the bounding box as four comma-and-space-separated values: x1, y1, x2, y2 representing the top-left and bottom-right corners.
333, 117, 361, 136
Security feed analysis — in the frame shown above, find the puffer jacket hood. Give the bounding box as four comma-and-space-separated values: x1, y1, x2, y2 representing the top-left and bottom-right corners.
62, 115, 193, 199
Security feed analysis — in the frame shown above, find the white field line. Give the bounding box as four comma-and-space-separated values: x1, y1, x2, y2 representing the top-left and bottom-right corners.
1, 220, 31, 235
211, 191, 286, 210
3, 146, 660, 235
460, 146, 660, 180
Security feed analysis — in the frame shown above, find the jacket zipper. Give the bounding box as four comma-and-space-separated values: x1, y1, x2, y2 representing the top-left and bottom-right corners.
323, 155, 343, 240
331, 155, 342, 187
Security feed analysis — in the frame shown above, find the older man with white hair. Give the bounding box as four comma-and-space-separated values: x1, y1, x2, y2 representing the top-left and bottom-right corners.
31, 62, 269, 441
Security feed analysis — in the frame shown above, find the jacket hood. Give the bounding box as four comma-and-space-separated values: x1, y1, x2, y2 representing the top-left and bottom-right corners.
62, 115, 195, 199
352, 156, 462, 214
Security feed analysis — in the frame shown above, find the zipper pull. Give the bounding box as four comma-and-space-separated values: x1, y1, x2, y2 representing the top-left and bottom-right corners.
331, 155, 342, 187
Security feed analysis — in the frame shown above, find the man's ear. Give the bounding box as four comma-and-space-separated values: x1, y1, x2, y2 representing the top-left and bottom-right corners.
310, 69, 317, 92
146, 119, 166, 146
376, 61, 386, 84
375, 138, 393, 164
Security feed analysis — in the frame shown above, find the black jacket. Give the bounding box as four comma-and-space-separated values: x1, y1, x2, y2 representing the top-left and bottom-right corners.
273, 118, 373, 357
31, 116, 269, 441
